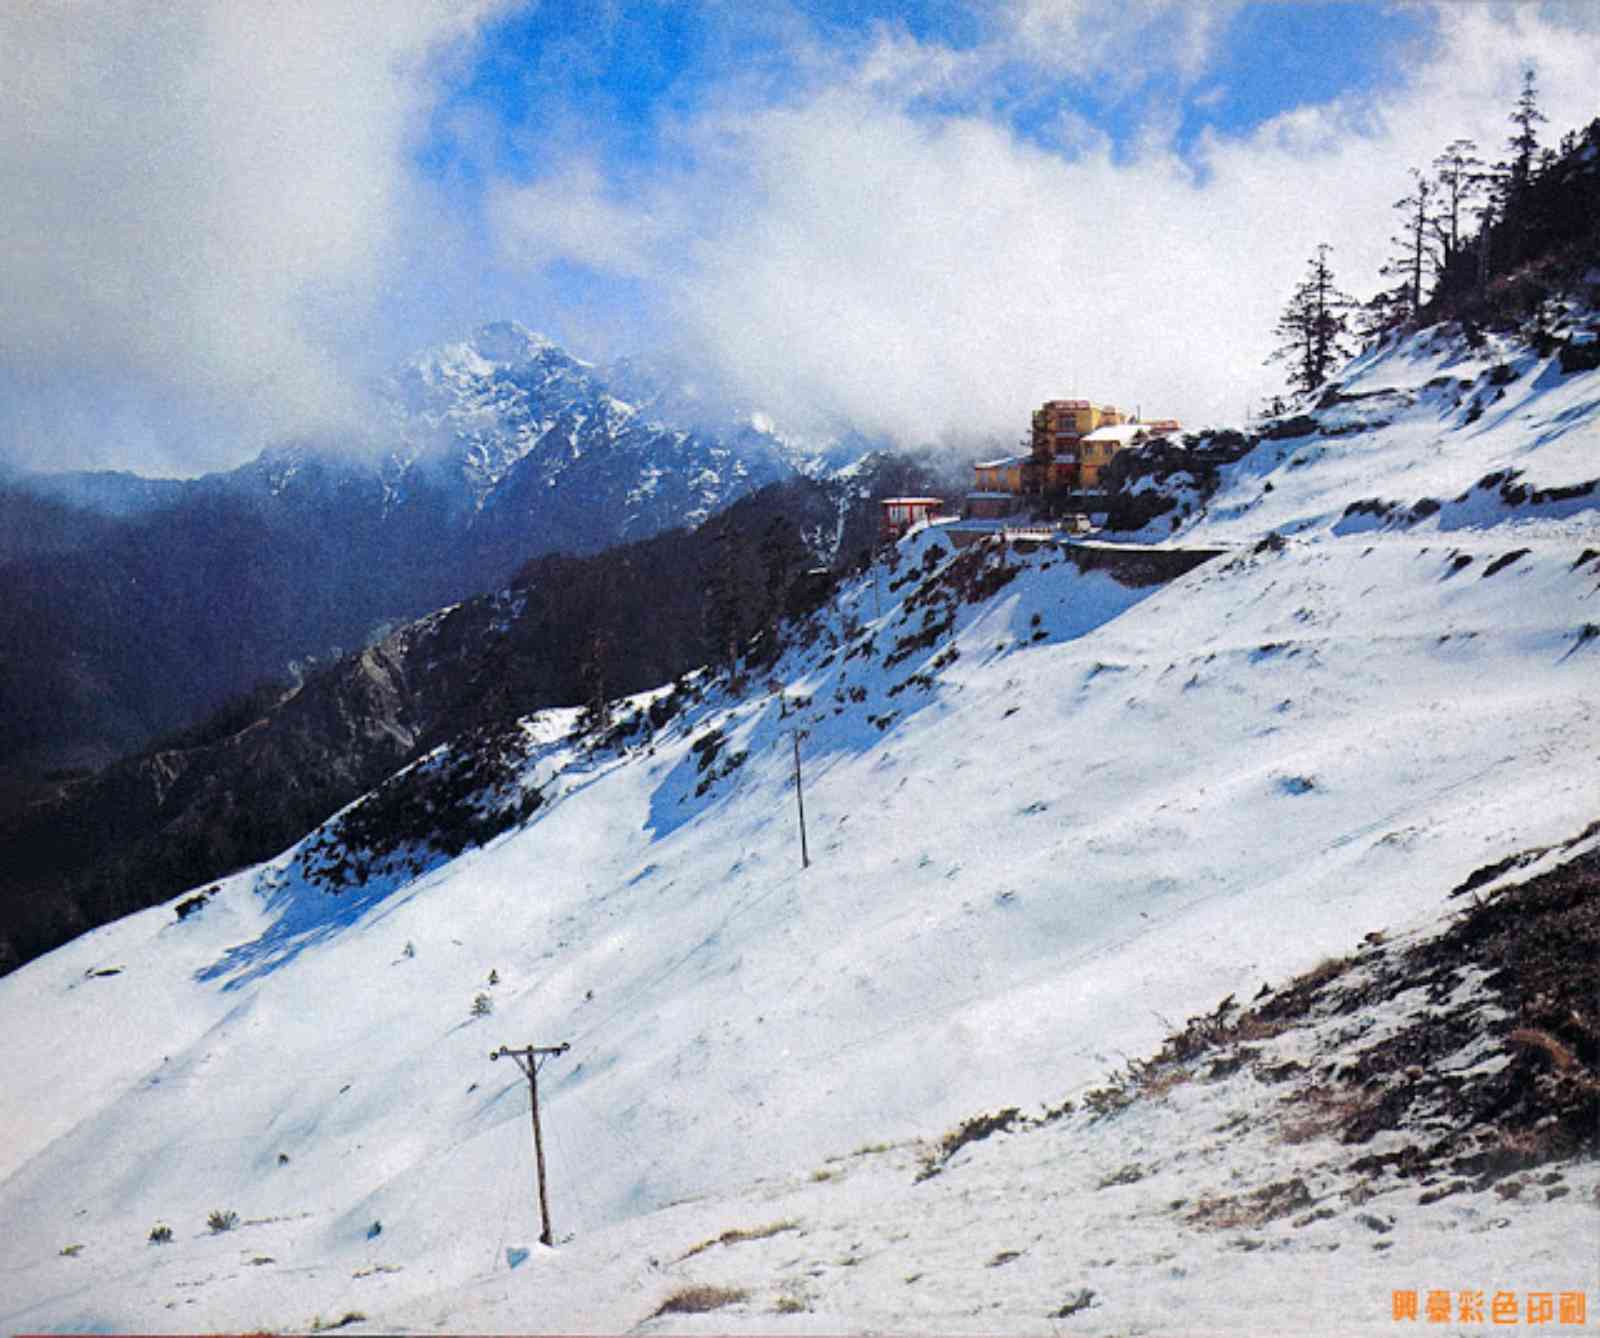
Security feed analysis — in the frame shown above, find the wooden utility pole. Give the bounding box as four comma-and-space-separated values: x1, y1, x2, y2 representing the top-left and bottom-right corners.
490, 1042, 570, 1246
792, 729, 810, 870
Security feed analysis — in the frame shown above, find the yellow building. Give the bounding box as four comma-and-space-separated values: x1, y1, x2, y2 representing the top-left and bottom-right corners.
1028, 399, 1129, 492
973, 455, 1028, 493
969, 398, 1180, 504
1031, 399, 1127, 446
1078, 423, 1152, 488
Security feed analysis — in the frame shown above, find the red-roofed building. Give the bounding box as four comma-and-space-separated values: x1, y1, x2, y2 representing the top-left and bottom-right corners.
879, 497, 946, 542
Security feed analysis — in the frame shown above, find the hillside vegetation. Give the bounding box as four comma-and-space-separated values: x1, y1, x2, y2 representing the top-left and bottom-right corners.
0, 454, 956, 974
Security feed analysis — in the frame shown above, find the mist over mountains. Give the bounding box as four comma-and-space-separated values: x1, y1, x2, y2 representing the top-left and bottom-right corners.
0, 323, 915, 789
0, 322, 969, 974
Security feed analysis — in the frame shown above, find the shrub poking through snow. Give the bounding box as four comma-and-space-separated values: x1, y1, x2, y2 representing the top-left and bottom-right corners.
651, 1284, 748, 1317
148, 1224, 173, 1244
773, 1282, 811, 1314
1188, 1176, 1317, 1230
1082, 995, 1291, 1118
310, 1311, 367, 1331
916, 1107, 1021, 1181
1054, 1288, 1096, 1317
207, 1209, 239, 1233
470, 992, 493, 1017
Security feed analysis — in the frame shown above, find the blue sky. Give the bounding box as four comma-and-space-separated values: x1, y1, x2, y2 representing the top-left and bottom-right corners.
425, 1, 1434, 177
1, 1, 1597, 473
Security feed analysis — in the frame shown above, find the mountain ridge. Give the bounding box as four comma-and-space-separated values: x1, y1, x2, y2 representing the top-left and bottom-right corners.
0, 324, 897, 792
0, 453, 960, 974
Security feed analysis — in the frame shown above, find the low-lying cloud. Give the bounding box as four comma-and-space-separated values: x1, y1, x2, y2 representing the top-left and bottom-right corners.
0, 0, 503, 476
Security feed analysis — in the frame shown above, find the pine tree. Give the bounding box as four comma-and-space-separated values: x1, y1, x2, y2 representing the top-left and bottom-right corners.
579, 630, 611, 733
1473, 65, 1549, 292
1353, 283, 1412, 342
1505, 64, 1547, 201
1380, 168, 1441, 319
1430, 139, 1483, 269
1268, 244, 1354, 398
757, 515, 801, 629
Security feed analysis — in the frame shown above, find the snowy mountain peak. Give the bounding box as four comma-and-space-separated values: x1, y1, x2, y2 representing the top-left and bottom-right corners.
467, 320, 568, 368
403, 323, 576, 390
374, 324, 869, 531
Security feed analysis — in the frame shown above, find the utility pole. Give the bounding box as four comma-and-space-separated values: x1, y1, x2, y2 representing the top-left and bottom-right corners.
490, 1042, 570, 1246
792, 729, 810, 870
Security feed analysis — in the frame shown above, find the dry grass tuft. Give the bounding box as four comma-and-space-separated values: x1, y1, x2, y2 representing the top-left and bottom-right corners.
772, 1280, 813, 1314
1301, 955, 1353, 989
915, 1107, 1021, 1181
1509, 1026, 1578, 1070
679, 1220, 799, 1260
652, 1284, 749, 1317
1187, 1177, 1314, 1230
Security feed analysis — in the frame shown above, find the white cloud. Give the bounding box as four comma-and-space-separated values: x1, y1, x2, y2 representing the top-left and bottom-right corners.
488, 161, 678, 279
0, 0, 506, 474
495, 2, 1600, 449
10, 1, 1598, 475
1004, 0, 1241, 86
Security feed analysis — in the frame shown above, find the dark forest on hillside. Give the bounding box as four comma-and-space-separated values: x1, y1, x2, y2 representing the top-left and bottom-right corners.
0, 455, 960, 974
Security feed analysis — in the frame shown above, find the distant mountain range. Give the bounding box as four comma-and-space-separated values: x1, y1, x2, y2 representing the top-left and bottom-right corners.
0, 451, 961, 973
0, 323, 903, 785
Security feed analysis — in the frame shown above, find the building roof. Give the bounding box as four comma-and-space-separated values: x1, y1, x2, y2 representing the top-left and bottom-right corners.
1081, 423, 1149, 445
880, 496, 945, 506
975, 455, 1029, 469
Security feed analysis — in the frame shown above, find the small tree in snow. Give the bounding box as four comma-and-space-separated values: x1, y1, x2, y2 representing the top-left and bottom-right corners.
1380, 168, 1441, 320
1269, 243, 1354, 397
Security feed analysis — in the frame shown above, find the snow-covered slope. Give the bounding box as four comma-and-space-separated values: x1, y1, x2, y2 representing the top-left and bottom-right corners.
1, 325, 1596, 1334
1163, 314, 1600, 546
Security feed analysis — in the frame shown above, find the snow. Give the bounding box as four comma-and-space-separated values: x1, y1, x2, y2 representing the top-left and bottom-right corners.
1, 323, 1597, 1333
1158, 326, 1599, 548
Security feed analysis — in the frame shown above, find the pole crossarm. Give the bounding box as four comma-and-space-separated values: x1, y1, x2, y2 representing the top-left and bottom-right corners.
490, 1042, 570, 1072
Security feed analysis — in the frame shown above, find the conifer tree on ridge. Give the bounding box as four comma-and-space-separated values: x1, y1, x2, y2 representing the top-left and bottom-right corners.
1269, 243, 1355, 398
